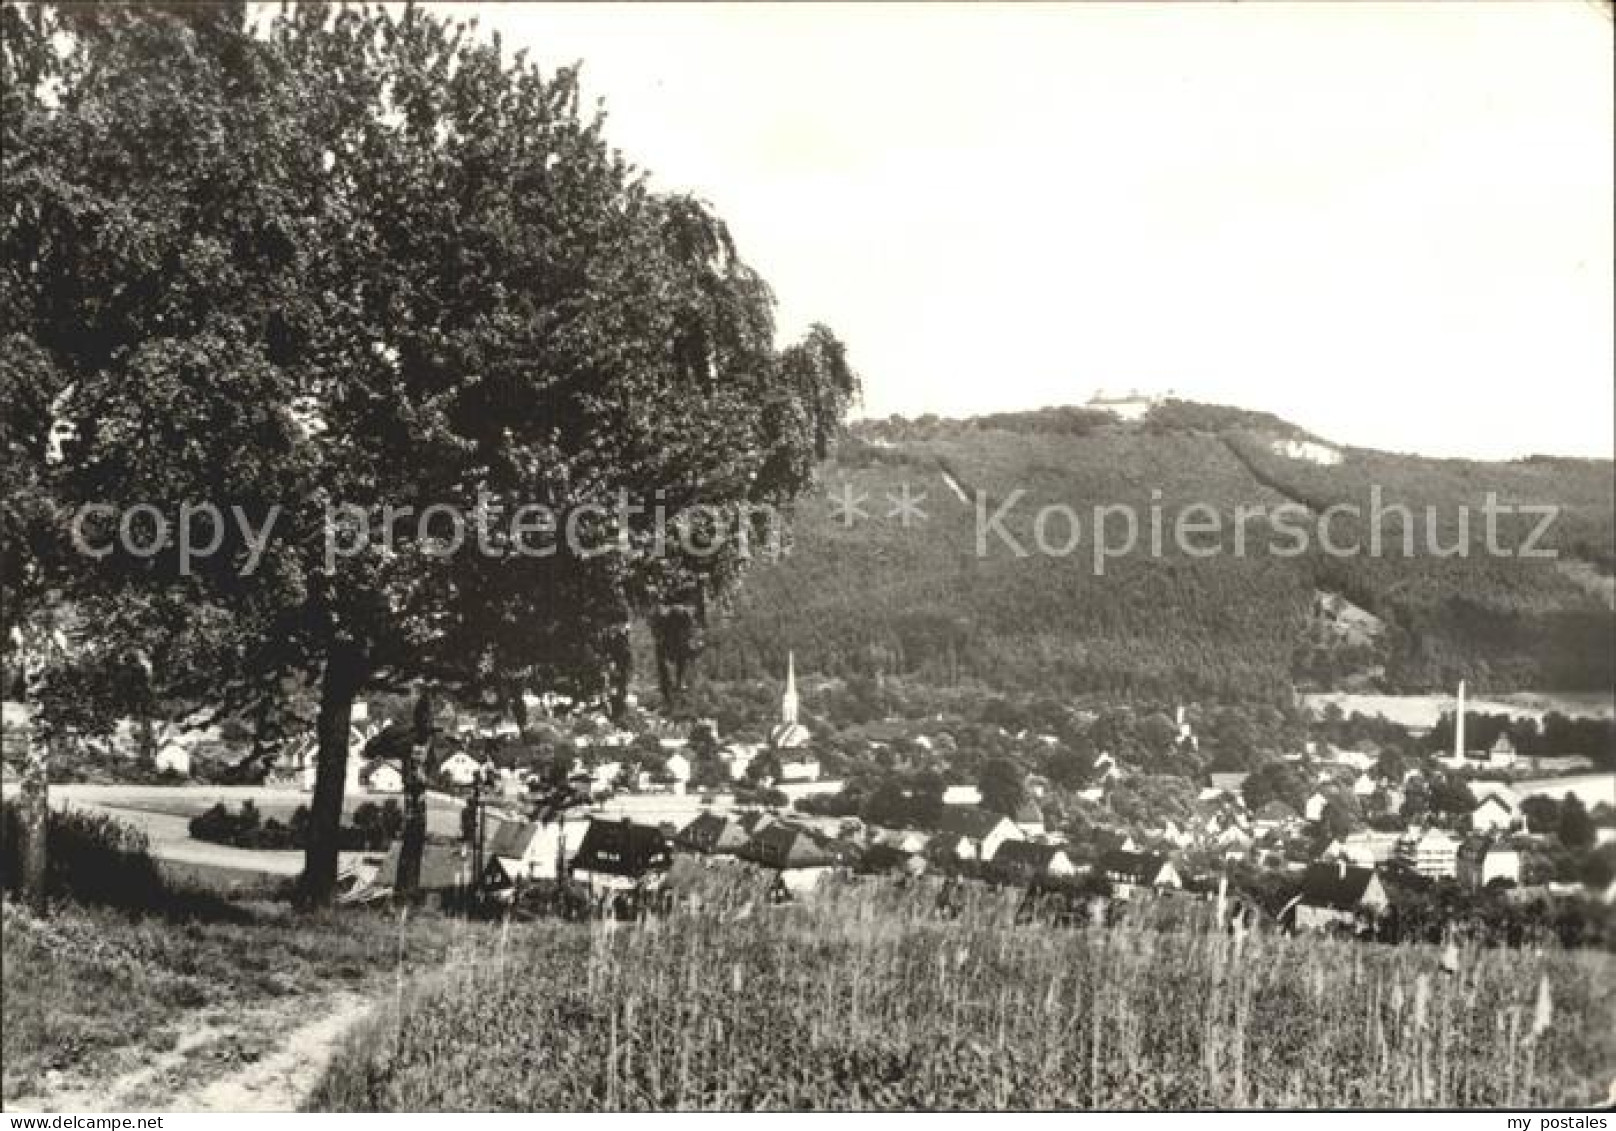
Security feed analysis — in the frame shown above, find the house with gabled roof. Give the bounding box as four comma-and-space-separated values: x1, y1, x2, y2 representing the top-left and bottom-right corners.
739, 822, 841, 894
874, 828, 931, 854
926, 830, 978, 865
374, 841, 473, 902
991, 840, 1076, 880
484, 816, 583, 883
1099, 850, 1182, 898
935, 807, 1023, 863
1284, 861, 1388, 931
360, 759, 404, 794
676, 811, 749, 857
1469, 792, 1520, 835
570, 819, 672, 890
1254, 800, 1301, 834
1397, 827, 1460, 879
1013, 799, 1046, 838
1321, 830, 1401, 868
1458, 838, 1521, 890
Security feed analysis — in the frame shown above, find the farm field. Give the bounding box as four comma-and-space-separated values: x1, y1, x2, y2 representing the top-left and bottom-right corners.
1301, 690, 1616, 729
309, 881, 1616, 1111
1510, 774, 1616, 811
0, 784, 468, 881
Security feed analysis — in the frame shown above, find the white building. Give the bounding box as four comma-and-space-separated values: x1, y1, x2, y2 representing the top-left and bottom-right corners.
438, 751, 482, 786
778, 756, 821, 783
1397, 828, 1460, 880
662, 752, 692, 793
1086, 388, 1163, 421
1321, 830, 1402, 868
1474, 845, 1520, 889
153, 741, 191, 777
720, 743, 759, 782
362, 761, 404, 794
1469, 793, 1519, 835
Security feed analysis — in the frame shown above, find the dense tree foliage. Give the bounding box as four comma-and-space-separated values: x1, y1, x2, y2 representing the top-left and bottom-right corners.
701, 403, 1612, 702
2, 3, 854, 902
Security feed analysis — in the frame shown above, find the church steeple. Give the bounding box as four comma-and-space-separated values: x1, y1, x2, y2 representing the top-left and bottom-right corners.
781, 651, 799, 726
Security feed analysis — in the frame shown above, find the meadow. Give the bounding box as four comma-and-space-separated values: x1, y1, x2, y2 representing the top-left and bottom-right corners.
308, 879, 1616, 1111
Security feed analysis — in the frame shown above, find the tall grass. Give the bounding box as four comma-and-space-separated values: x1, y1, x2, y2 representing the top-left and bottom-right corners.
308, 878, 1616, 1110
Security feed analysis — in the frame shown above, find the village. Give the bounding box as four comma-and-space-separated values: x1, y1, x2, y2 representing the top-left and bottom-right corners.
74, 657, 1599, 944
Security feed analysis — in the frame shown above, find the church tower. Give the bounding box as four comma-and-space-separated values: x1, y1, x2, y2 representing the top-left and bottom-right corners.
768, 651, 811, 749
782, 651, 799, 726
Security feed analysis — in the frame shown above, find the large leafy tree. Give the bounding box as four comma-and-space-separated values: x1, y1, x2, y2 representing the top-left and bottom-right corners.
2, 3, 855, 903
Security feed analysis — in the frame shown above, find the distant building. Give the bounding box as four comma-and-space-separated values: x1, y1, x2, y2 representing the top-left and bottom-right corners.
1459, 840, 1521, 890
1286, 861, 1388, 931
438, 751, 482, 786
485, 816, 584, 883
1397, 828, 1460, 879
676, 812, 749, 857
875, 828, 931, 854
1085, 388, 1163, 421
360, 760, 403, 794
926, 831, 978, 864
375, 841, 473, 902
1099, 851, 1182, 898
935, 807, 1024, 863
778, 756, 821, 783
1174, 705, 1198, 752
942, 785, 982, 807
991, 840, 1076, 880
1014, 799, 1046, 838
1469, 793, 1519, 835
768, 653, 812, 750
1475, 732, 1520, 770
720, 743, 760, 782
1254, 800, 1301, 833
1321, 830, 1401, 868
656, 752, 691, 794
153, 741, 191, 777
1304, 792, 1329, 823
739, 822, 840, 894
570, 819, 673, 890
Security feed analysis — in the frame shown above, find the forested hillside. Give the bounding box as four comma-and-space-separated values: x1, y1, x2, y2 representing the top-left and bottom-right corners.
701, 402, 1614, 700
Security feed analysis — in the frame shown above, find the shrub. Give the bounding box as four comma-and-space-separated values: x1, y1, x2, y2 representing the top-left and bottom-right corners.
1, 801, 168, 911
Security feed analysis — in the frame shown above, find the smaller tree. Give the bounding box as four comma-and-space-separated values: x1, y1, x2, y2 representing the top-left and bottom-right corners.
977, 757, 1026, 817
1521, 795, 1561, 835
1559, 795, 1595, 851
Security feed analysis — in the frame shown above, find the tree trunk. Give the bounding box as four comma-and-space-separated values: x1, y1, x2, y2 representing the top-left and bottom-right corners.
137, 712, 156, 768
19, 701, 49, 916
396, 689, 432, 897
299, 648, 366, 906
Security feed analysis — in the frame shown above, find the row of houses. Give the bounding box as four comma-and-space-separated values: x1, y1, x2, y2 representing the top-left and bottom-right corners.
678, 807, 1187, 899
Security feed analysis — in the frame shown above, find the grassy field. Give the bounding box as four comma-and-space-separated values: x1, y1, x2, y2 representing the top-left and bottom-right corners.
1, 899, 485, 1106
308, 880, 1616, 1111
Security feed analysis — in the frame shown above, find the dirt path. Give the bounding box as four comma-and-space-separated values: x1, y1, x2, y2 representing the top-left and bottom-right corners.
9, 992, 374, 1113
171, 992, 372, 1112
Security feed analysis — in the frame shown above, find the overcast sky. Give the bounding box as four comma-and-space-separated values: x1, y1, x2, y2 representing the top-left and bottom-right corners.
428, 2, 1613, 461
